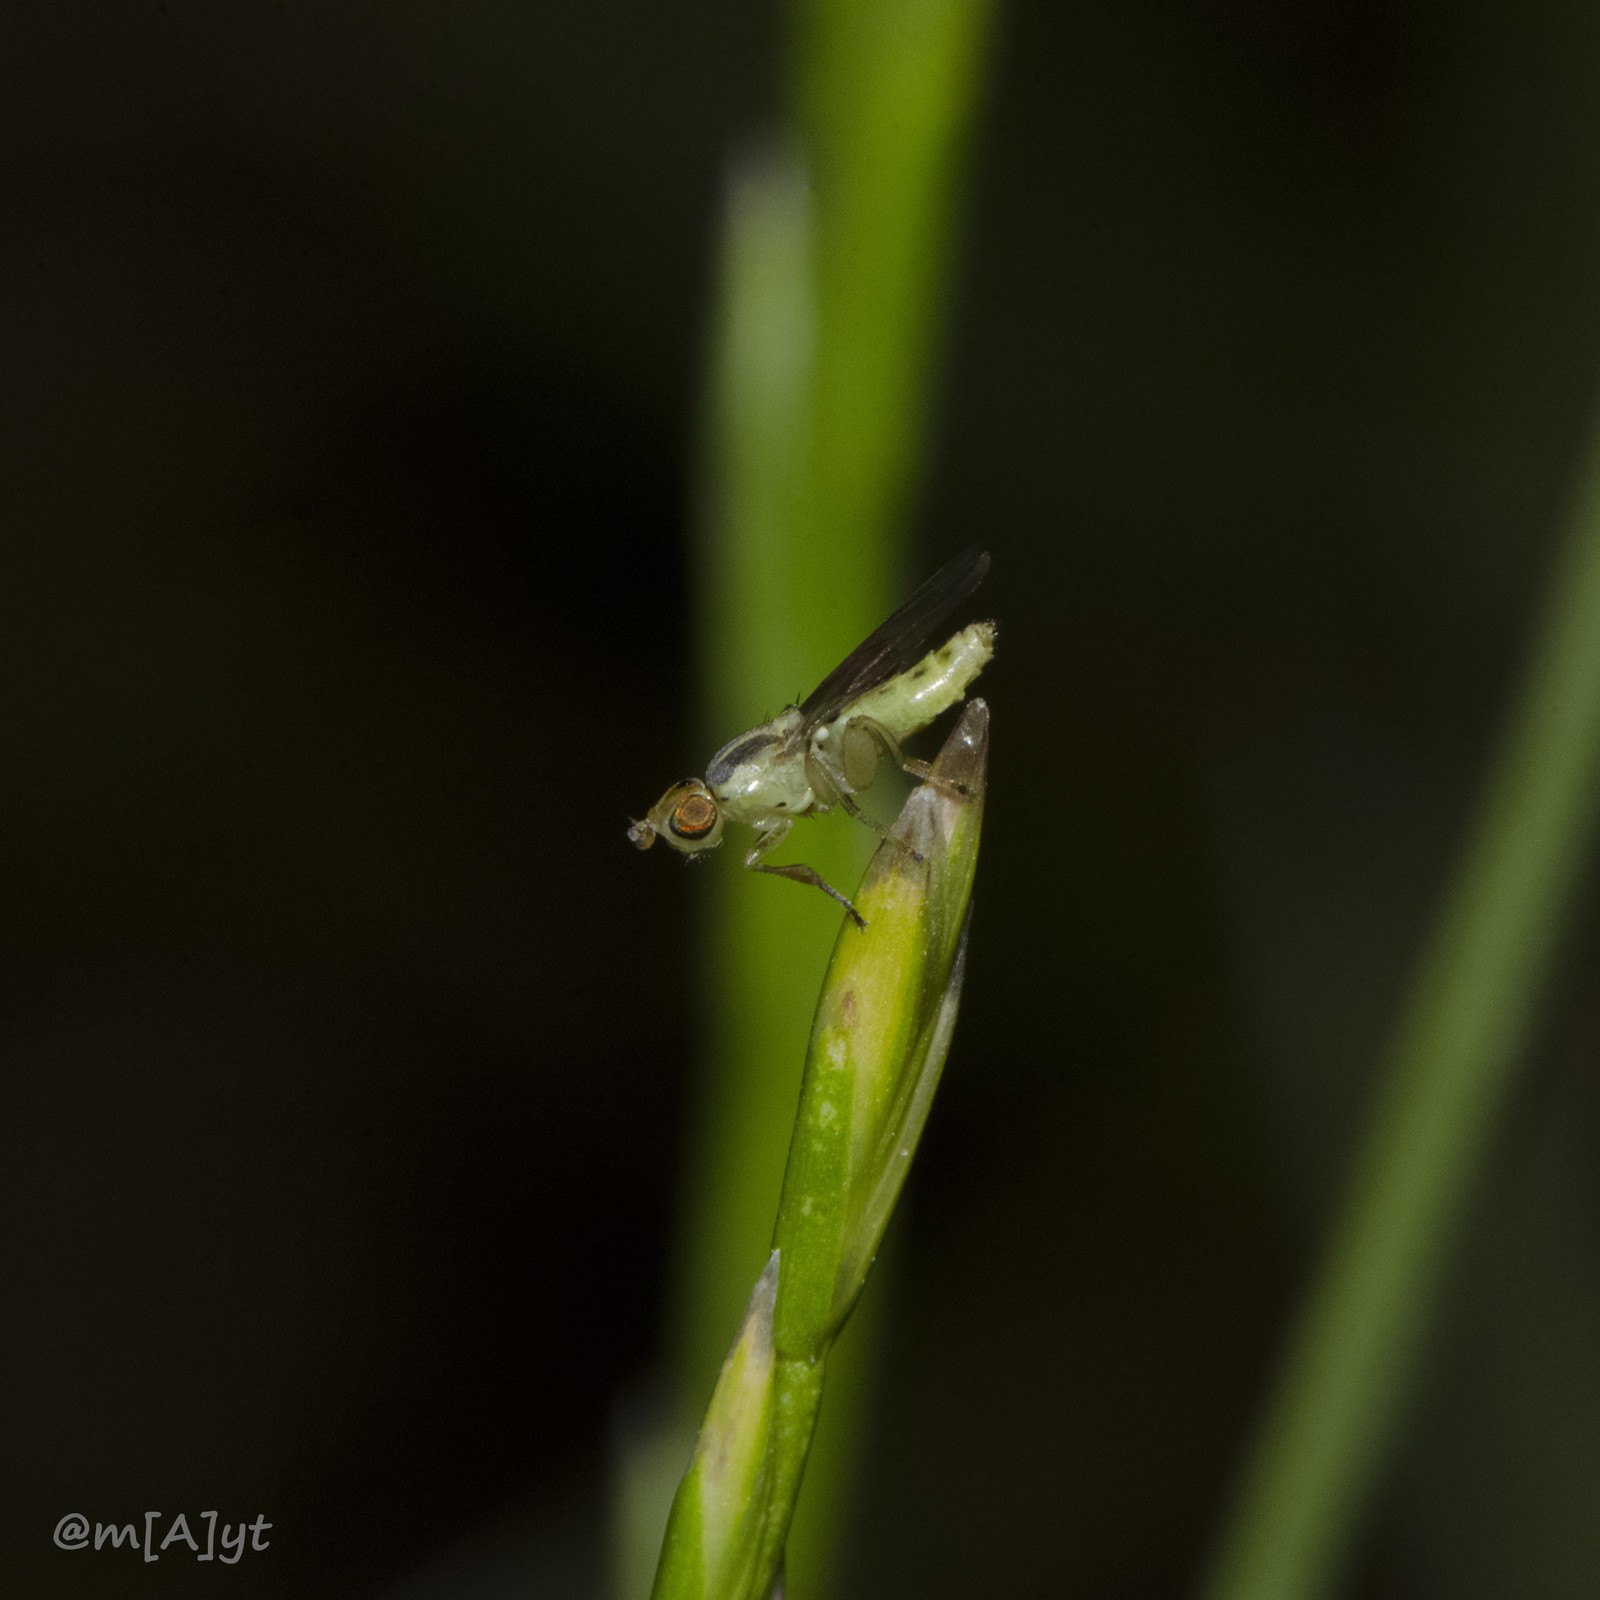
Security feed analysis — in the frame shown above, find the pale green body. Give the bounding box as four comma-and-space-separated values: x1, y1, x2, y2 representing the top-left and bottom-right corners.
630, 617, 995, 927
709, 621, 995, 827
832, 620, 995, 745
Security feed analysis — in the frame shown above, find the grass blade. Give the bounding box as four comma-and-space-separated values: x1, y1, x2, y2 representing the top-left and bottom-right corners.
1202, 414, 1600, 1600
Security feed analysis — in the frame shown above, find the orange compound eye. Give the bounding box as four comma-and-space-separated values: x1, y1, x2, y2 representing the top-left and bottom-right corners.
669, 792, 718, 840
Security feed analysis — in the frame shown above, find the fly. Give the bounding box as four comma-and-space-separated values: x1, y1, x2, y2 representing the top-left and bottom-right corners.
627, 546, 995, 928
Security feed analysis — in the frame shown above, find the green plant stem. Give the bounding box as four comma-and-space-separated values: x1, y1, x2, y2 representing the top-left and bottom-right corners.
792, 0, 995, 566
763, 1355, 829, 1567
649, 706, 989, 1600
1202, 422, 1600, 1600
624, 6, 995, 1597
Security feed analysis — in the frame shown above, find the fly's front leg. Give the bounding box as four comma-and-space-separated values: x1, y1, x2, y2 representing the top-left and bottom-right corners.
743, 818, 867, 930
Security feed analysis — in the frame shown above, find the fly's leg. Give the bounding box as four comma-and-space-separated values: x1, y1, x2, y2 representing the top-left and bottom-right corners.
743, 818, 867, 930
901, 756, 972, 799
804, 737, 923, 864
851, 716, 973, 800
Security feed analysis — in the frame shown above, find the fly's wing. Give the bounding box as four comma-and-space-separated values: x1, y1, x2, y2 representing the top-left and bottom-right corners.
798, 545, 990, 729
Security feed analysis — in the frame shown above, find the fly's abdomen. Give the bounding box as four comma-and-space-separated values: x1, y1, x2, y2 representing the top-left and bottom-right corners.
843, 621, 995, 740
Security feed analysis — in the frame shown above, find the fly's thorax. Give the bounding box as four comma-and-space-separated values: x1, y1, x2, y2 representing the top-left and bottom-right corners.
841, 621, 996, 741
705, 708, 815, 825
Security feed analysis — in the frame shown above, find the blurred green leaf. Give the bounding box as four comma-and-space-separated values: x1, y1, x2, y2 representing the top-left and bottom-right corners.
1203, 410, 1600, 1600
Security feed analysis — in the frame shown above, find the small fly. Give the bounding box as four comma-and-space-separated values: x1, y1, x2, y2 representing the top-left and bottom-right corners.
628, 546, 995, 928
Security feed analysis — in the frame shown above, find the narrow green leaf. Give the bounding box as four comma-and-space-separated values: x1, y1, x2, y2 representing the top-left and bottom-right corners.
1202, 412, 1600, 1600
652, 1255, 781, 1600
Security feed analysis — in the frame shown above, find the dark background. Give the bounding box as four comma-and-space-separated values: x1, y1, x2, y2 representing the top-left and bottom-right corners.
5, 2, 1600, 1596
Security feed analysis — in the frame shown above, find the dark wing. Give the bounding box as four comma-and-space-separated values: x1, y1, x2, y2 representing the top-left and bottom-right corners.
799, 545, 990, 728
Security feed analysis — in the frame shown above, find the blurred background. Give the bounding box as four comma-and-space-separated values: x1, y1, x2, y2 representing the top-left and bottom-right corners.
4, 1, 1600, 1596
